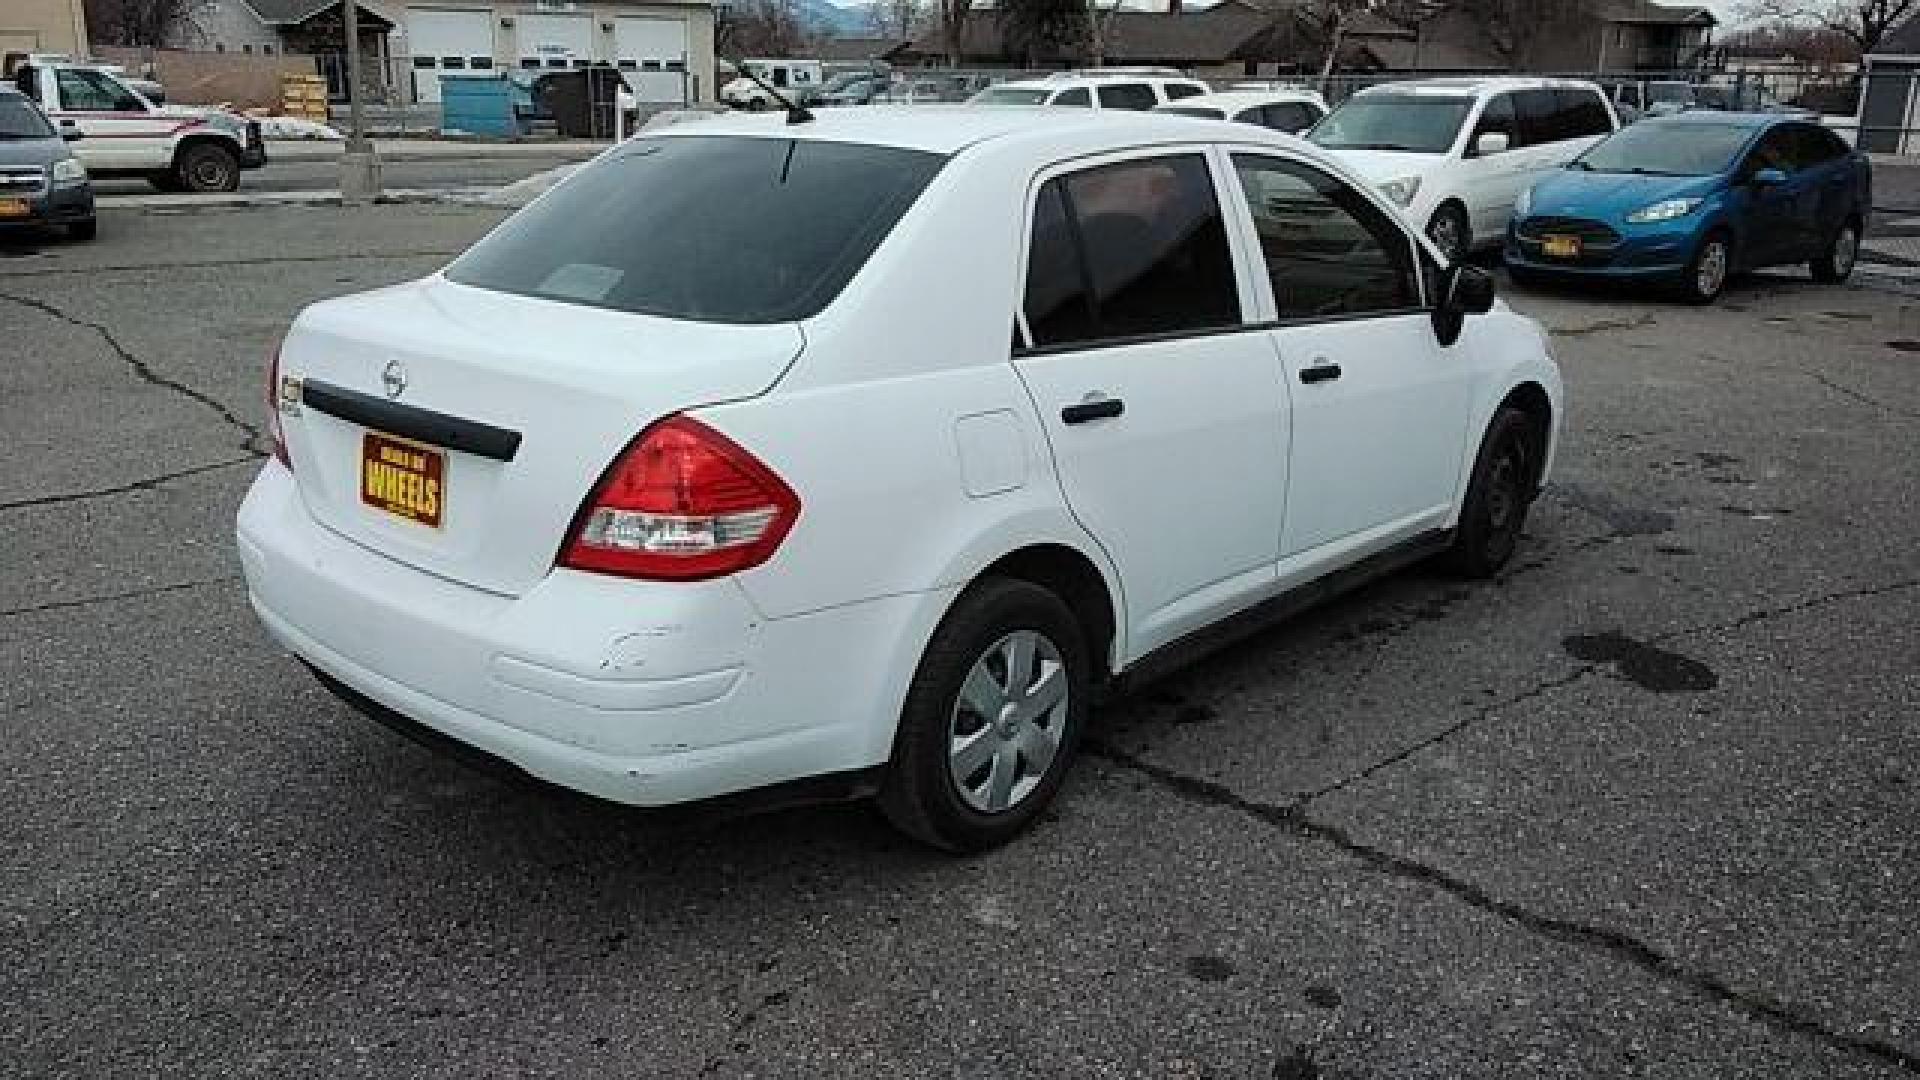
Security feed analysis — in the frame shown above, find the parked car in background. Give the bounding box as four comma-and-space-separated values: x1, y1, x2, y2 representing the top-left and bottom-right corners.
1155, 88, 1328, 133
0, 85, 94, 240
1310, 77, 1618, 262
968, 71, 1210, 110
1644, 80, 1696, 116
873, 76, 964, 105
820, 75, 887, 107
238, 109, 1557, 852
1507, 113, 1869, 304
721, 58, 824, 110
9, 59, 263, 192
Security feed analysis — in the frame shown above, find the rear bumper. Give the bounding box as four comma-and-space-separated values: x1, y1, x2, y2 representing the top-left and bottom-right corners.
236, 462, 947, 806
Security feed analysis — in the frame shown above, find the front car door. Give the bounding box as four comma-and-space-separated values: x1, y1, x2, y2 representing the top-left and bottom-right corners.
1789, 123, 1861, 258
1223, 150, 1476, 576
1738, 125, 1806, 266
1011, 150, 1290, 658
46, 67, 159, 171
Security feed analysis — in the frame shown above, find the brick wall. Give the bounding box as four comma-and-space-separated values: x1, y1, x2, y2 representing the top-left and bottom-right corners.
93, 46, 319, 111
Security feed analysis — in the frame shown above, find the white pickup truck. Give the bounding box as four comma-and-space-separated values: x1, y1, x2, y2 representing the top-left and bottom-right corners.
7, 60, 265, 192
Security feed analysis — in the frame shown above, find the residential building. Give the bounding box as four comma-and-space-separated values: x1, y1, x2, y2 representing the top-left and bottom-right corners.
0, 0, 88, 57
1859, 16, 1920, 153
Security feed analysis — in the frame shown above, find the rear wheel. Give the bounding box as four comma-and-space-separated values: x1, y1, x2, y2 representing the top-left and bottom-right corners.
175, 142, 241, 193
1427, 203, 1471, 264
1678, 231, 1731, 305
1811, 218, 1860, 284
1443, 406, 1542, 578
878, 578, 1089, 853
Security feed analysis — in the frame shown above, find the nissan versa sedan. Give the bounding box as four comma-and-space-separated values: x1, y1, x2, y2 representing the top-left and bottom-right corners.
238, 109, 1562, 851
1507, 113, 1870, 303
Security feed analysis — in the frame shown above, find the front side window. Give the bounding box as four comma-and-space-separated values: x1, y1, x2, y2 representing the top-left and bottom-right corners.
1514, 88, 1567, 146
1163, 82, 1205, 101
1231, 154, 1417, 320
1055, 86, 1091, 107
1097, 83, 1157, 111
447, 136, 945, 324
54, 68, 141, 112
1470, 92, 1519, 153
1791, 124, 1847, 167
1021, 154, 1241, 349
1313, 93, 1474, 154
1259, 102, 1316, 132
1560, 88, 1612, 138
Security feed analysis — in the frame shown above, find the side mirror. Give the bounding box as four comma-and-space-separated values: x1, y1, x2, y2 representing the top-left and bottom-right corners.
1475, 131, 1510, 156
1433, 264, 1496, 348
1751, 167, 1787, 188
60, 127, 82, 141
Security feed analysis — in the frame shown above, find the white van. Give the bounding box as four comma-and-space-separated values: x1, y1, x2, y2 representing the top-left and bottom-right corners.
969, 70, 1210, 111
1310, 77, 1618, 261
721, 58, 824, 110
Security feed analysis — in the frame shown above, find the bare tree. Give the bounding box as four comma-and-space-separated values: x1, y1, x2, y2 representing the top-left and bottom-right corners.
717, 0, 812, 57
84, 0, 209, 48
865, 0, 925, 39
936, 0, 978, 66
1739, 0, 1920, 56
1295, 0, 1374, 87
1449, 0, 1587, 65
998, 0, 1092, 65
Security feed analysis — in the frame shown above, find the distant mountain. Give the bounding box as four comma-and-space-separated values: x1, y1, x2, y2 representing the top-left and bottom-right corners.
795, 0, 872, 39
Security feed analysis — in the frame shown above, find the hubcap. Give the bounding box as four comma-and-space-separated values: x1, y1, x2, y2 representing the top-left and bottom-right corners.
1835, 228, 1858, 277
948, 630, 1068, 815
1696, 241, 1727, 297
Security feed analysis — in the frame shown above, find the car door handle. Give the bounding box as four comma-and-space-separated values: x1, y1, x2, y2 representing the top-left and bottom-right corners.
1299, 361, 1342, 385
1061, 397, 1124, 425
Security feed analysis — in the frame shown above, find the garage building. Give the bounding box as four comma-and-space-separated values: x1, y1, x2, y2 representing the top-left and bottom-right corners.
397, 1, 714, 106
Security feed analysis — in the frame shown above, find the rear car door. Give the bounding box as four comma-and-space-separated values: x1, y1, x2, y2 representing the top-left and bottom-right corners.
1011, 150, 1289, 657
1463, 91, 1526, 239
1224, 151, 1474, 571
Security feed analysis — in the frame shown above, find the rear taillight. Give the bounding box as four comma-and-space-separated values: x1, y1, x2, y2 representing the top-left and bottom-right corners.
559, 416, 800, 581
266, 339, 291, 469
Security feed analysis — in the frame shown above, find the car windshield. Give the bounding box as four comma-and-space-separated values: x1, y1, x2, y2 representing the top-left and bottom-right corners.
1573, 122, 1754, 177
972, 85, 1048, 105
1161, 106, 1226, 119
0, 95, 53, 139
1309, 93, 1474, 154
446, 136, 945, 324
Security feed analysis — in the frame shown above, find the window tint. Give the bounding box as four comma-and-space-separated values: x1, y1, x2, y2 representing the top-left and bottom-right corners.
55, 68, 140, 112
1746, 127, 1800, 175
447, 137, 945, 324
1021, 155, 1241, 349
1514, 88, 1565, 146
1098, 83, 1157, 110
1231, 154, 1417, 319
1470, 92, 1519, 153
1260, 102, 1316, 132
1558, 88, 1612, 138
1163, 82, 1205, 101
0, 94, 53, 138
1054, 86, 1091, 107
1792, 124, 1847, 167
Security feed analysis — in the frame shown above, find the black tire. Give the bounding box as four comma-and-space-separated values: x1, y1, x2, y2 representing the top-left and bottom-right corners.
147, 171, 182, 193
877, 577, 1090, 853
1427, 202, 1471, 264
1677, 230, 1731, 305
65, 218, 96, 242
1811, 217, 1860, 284
175, 142, 240, 193
1506, 264, 1546, 291
1442, 407, 1542, 578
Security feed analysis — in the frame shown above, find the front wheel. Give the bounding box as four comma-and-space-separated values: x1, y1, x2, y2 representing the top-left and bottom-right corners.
175, 142, 241, 193
878, 578, 1089, 853
1443, 406, 1543, 578
1811, 219, 1860, 284
1678, 231, 1731, 305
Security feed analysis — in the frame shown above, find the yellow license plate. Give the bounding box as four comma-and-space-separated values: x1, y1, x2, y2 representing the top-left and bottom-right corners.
1543, 235, 1582, 259
360, 431, 445, 528
0, 198, 29, 219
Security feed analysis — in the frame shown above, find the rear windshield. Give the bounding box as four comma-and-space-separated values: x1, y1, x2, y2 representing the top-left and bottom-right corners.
1575, 121, 1754, 177
1310, 93, 1474, 154
0, 95, 53, 139
973, 86, 1049, 105
446, 136, 945, 324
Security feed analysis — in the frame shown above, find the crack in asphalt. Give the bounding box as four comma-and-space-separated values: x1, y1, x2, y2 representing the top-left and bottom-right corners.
1809, 372, 1920, 421
0, 249, 461, 279
1086, 740, 1920, 1075
0, 456, 257, 513
0, 575, 239, 620
1658, 576, 1920, 642
0, 291, 267, 456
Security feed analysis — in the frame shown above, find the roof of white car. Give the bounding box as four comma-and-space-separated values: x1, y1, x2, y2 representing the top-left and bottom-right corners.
1159, 89, 1325, 111
1359, 76, 1601, 97
645, 105, 1278, 156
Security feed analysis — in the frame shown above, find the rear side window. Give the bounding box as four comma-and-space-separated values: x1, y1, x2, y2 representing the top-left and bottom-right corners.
1746, 127, 1801, 175
1098, 83, 1157, 110
1054, 86, 1091, 107
1163, 82, 1205, 101
446, 136, 945, 324
1559, 88, 1612, 138
1022, 155, 1241, 349
1515, 88, 1566, 146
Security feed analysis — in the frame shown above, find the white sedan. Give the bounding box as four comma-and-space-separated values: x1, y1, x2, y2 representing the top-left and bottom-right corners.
238, 107, 1562, 851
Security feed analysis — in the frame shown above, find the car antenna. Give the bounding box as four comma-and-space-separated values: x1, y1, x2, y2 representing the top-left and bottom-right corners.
726, 54, 813, 125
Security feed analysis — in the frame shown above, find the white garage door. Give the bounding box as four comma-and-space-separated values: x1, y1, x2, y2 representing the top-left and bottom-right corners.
615, 16, 690, 103
517, 13, 594, 72
406, 7, 493, 105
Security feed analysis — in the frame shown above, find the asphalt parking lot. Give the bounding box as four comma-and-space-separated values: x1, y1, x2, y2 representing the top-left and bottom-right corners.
3, 202, 1916, 1079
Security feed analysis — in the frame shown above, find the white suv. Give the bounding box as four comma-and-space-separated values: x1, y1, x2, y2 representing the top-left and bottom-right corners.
237, 109, 1561, 851
970, 70, 1210, 111
1311, 77, 1618, 261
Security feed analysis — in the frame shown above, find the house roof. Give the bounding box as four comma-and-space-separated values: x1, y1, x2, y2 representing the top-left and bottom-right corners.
1594, 0, 1716, 27
243, 0, 395, 28
906, 0, 1276, 64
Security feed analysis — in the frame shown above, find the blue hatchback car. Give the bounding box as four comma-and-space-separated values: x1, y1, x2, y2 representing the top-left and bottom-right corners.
1506, 113, 1870, 303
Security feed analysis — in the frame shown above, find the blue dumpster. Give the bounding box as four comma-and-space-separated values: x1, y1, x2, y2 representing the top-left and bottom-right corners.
439, 75, 527, 137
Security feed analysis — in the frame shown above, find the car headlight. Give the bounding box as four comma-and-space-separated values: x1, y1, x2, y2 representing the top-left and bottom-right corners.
1625, 197, 1702, 224
1379, 176, 1421, 207
50, 158, 87, 185
1514, 185, 1533, 217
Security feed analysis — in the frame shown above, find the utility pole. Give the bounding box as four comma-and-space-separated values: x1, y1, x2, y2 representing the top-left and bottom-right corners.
340, 0, 382, 204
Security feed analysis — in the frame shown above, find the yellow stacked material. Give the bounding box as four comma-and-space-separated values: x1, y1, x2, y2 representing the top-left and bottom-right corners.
280, 73, 330, 121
